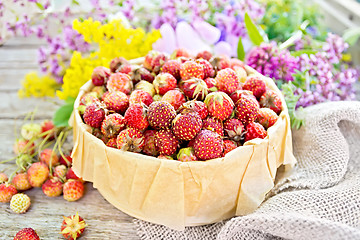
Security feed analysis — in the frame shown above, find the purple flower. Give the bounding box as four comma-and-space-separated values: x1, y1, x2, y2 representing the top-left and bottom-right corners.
323, 33, 349, 64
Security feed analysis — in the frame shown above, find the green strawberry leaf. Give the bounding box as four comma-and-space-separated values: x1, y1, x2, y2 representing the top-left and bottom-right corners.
244, 12, 265, 46
53, 98, 75, 127
237, 37, 245, 61
35, 2, 44, 10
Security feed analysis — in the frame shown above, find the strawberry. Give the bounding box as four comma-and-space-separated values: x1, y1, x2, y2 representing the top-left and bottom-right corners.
180, 60, 204, 80
204, 92, 234, 121
204, 77, 218, 92
177, 56, 190, 64
0, 183, 17, 202
193, 130, 224, 160
21, 123, 41, 140
42, 178, 63, 197
118, 64, 135, 75
83, 102, 106, 128
179, 101, 208, 120
242, 76, 266, 99
230, 90, 258, 106
129, 90, 153, 106
116, 128, 145, 153
177, 147, 197, 162
63, 180, 84, 202
210, 55, 230, 72
131, 67, 154, 84
259, 89, 283, 115
103, 91, 129, 114
10, 192, 31, 213
101, 113, 126, 138
78, 92, 99, 114
53, 165, 67, 179
151, 52, 169, 74
223, 139, 237, 156
39, 148, 59, 167
14, 228, 40, 240
147, 101, 176, 129
235, 96, 260, 125
124, 103, 149, 131
143, 50, 159, 71
135, 80, 156, 97
196, 50, 212, 61
154, 129, 179, 156
161, 89, 186, 110
91, 86, 106, 99
109, 56, 129, 73
180, 78, 208, 100
142, 130, 159, 156
202, 117, 224, 136
171, 48, 191, 58
153, 73, 177, 95
223, 118, 244, 141
61, 213, 87, 240
0, 172, 8, 183
161, 59, 181, 80
257, 108, 279, 129
91, 66, 110, 86
106, 72, 133, 94
66, 167, 81, 181
229, 58, 245, 70
40, 120, 56, 140
13, 139, 35, 155
244, 122, 267, 142
106, 138, 117, 148
196, 59, 215, 79
172, 112, 202, 140
215, 68, 240, 95
59, 155, 72, 166
27, 162, 49, 187
12, 173, 31, 191
92, 128, 108, 143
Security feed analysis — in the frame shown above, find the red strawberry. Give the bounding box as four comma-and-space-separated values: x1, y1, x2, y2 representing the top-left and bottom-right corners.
229, 58, 245, 70
193, 130, 223, 160
154, 129, 179, 156
61, 213, 87, 240
161, 89, 186, 110
109, 56, 129, 73
40, 120, 56, 140
259, 90, 283, 115
27, 162, 49, 187
172, 112, 202, 140
196, 50, 212, 61
14, 228, 40, 240
124, 103, 149, 131
202, 117, 224, 136
91, 66, 110, 86
63, 180, 84, 202
42, 178, 63, 197
117, 64, 134, 75
106, 138, 117, 148
180, 60, 204, 80
179, 100, 208, 120
101, 113, 126, 138
151, 52, 169, 74
153, 73, 177, 95
244, 122, 267, 142
242, 76, 266, 99
180, 78, 208, 100
79, 92, 99, 114
83, 102, 106, 128
66, 167, 81, 181
171, 48, 191, 58
230, 90, 258, 106
53, 165, 67, 179
116, 128, 145, 152
143, 50, 159, 71
12, 173, 31, 191
142, 130, 159, 156
210, 55, 230, 72
135, 80, 156, 97
39, 148, 59, 167
204, 77, 218, 92
196, 59, 215, 78
177, 147, 197, 162
13, 139, 35, 155
0, 172, 8, 183
204, 92, 234, 121
147, 101, 176, 129
257, 108, 279, 129
177, 56, 190, 64
223, 118, 244, 141
161, 59, 181, 80
107, 72, 133, 94
103, 91, 129, 114
236, 96, 260, 125
0, 183, 17, 202
59, 155, 72, 166
215, 68, 240, 95
223, 139, 237, 156
131, 67, 154, 83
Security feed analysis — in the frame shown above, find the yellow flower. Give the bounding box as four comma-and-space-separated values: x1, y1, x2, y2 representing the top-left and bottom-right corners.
18, 72, 59, 98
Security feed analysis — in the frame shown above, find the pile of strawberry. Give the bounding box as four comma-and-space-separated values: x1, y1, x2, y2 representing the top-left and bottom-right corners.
80, 49, 283, 161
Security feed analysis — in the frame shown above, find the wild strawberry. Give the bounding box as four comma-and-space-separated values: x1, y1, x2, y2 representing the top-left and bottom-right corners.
63, 180, 84, 202
143, 50, 159, 71
204, 92, 234, 121
116, 128, 145, 153
27, 162, 49, 187
161, 89, 186, 110
91, 66, 110, 86
151, 52, 169, 74
39, 148, 59, 167
202, 117, 224, 136
180, 78, 208, 100
92, 86, 106, 99
215, 68, 240, 95
118, 64, 134, 75
257, 108, 279, 129
66, 167, 81, 181
193, 130, 223, 160
42, 178, 63, 197
0, 183, 17, 202
236, 96, 260, 125
187, 138, 196, 148
154, 129, 179, 156
0, 172, 8, 183
224, 118, 244, 141
10, 193, 31, 214
177, 147, 197, 162
161, 59, 181, 80
103, 91, 129, 114
129, 89, 153, 107
61, 213, 87, 240
196, 58, 215, 78
147, 101, 176, 129
101, 113, 126, 138
230, 90, 258, 106
223, 139, 237, 156
196, 50, 212, 61
242, 76, 266, 99
12, 173, 31, 191
83, 102, 106, 128
171, 48, 191, 58
109, 56, 129, 73
244, 122, 267, 142
54, 165, 67, 179
132, 67, 155, 83
177, 56, 190, 64
142, 130, 159, 156
233, 65, 248, 83
59, 155, 72, 166
21, 123, 41, 140
259, 90, 283, 115
153, 73, 177, 95
92, 128, 108, 143
179, 101, 208, 120
135, 80, 156, 96
40, 120, 56, 140
124, 103, 149, 131
210, 55, 230, 72
157, 155, 173, 160
204, 77, 218, 92
180, 60, 204, 80
172, 112, 202, 141
79, 92, 99, 114
13, 228, 40, 240
13, 139, 35, 155
230, 58, 245, 69
106, 138, 117, 148
107, 72, 133, 94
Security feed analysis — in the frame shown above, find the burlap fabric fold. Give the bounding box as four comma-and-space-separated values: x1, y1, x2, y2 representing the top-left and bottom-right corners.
134, 101, 360, 240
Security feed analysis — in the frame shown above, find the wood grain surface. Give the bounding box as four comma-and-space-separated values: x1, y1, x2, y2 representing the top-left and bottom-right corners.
0, 37, 139, 240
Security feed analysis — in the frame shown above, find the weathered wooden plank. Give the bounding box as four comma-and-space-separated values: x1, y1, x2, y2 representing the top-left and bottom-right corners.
0, 69, 37, 90
2, 36, 46, 47
0, 48, 39, 62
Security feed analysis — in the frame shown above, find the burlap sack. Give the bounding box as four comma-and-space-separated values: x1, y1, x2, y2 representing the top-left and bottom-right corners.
134, 101, 360, 239
71, 67, 296, 230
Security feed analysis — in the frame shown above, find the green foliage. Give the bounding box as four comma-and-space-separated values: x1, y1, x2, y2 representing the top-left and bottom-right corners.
244, 12, 265, 46
237, 37, 245, 61
281, 83, 305, 129
53, 97, 75, 127
342, 27, 360, 46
